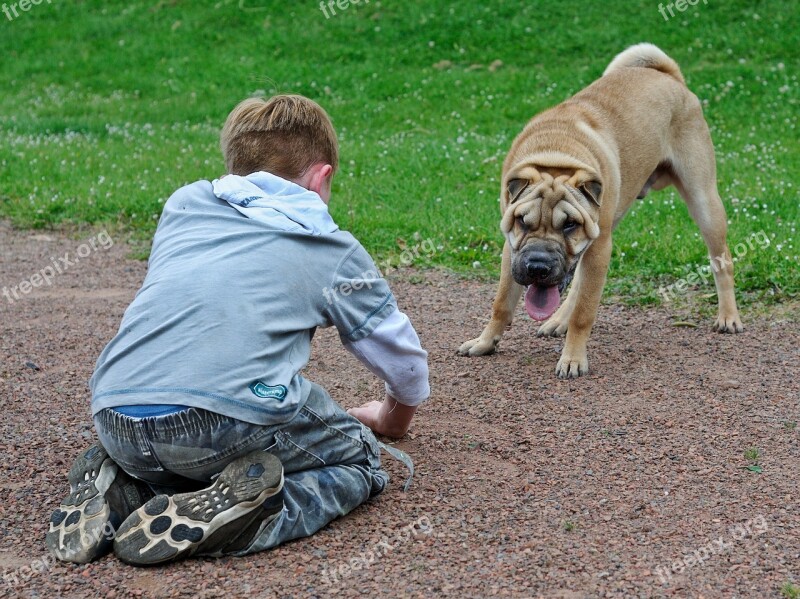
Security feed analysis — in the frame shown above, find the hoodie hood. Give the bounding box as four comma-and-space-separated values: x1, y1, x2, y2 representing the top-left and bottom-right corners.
211, 171, 339, 236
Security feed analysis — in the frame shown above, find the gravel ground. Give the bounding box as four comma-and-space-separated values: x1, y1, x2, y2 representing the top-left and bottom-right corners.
1, 222, 798, 599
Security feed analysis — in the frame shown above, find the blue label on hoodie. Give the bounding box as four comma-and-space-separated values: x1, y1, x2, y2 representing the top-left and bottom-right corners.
249, 381, 288, 401
239, 196, 261, 207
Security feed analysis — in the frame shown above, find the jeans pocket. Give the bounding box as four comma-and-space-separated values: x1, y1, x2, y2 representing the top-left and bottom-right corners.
360, 426, 382, 471
300, 404, 363, 449
359, 427, 388, 496
274, 430, 326, 472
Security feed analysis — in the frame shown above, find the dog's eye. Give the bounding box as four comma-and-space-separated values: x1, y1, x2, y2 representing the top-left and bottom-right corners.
516, 216, 526, 229
563, 219, 578, 233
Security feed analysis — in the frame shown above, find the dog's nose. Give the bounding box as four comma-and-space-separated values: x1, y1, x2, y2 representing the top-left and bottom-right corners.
525, 256, 551, 279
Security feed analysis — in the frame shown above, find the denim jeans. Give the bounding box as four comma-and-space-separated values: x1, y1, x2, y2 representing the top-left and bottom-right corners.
94, 381, 390, 555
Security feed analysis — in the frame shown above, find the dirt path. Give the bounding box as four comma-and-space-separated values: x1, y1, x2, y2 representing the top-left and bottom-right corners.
1, 223, 798, 598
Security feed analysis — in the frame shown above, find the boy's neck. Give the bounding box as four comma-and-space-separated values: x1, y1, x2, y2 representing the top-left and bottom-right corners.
293, 163, 333, 204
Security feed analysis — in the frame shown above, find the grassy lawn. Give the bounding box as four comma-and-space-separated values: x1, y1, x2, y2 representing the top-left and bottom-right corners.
1, 0, 797, 305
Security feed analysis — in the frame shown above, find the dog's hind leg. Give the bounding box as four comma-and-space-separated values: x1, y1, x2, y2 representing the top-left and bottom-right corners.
670, 126, 743, 333
459, 241, 524, 356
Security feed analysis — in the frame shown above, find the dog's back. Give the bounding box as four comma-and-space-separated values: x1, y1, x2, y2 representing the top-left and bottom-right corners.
513, 44, 699, 207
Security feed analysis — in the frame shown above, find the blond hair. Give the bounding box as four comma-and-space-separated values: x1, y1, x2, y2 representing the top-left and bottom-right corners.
220, 95, 339, 180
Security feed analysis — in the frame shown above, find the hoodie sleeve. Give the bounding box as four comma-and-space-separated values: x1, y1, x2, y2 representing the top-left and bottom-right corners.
343, 309, 431, 407
322, 244, 396, 341
322, 243, 430, 406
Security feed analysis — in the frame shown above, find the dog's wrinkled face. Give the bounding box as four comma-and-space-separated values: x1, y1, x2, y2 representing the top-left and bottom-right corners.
500, 169, 602, 320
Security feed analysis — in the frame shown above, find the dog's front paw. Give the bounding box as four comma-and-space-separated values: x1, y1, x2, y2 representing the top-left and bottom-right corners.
713, 313, 743, 334
458, 337, 499, 357
555, 353, 589, 379
536, 317, 569, 337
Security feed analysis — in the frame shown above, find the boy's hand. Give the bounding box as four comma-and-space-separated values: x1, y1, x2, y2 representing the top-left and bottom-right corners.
348, 395, 417, 438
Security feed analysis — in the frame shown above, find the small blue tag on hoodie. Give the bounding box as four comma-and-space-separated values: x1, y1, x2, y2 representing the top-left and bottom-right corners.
249, 381, 288, 401
239, 196, 261, 207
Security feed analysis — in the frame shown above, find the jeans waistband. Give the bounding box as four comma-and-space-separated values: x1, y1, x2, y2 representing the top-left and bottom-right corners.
95, 406, 231, 439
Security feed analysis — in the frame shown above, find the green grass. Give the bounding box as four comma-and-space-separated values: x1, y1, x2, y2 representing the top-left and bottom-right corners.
1, 0, 797, 305
782, 581, 800, 599
742, 446, 763, 473
744, 447, 760, 463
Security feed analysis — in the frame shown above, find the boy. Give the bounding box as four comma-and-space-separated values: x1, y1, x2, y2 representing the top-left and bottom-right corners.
45, 95, 430, 566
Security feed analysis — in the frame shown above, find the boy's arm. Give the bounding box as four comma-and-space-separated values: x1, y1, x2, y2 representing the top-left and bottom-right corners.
342, 309, 430, 437
322, 243, 429, 436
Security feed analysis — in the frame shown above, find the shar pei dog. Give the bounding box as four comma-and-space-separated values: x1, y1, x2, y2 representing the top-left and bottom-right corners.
459, 43, 743, 378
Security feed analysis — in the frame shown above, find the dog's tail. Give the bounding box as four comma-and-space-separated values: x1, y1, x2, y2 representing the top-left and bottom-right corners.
603, 43, 685, 85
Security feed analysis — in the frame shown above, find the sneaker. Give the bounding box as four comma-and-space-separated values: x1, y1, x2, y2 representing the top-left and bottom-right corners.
114, 450, 284, 565
46, 444, 154, 564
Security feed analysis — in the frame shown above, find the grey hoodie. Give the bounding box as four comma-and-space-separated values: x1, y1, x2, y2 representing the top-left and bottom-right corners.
90, 174, 428, 425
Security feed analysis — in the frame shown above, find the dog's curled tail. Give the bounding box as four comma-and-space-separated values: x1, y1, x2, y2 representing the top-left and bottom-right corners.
603, 43, 685, 85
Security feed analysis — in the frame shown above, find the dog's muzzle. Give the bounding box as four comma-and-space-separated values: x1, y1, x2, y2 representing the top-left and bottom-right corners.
512, 241, 568, 288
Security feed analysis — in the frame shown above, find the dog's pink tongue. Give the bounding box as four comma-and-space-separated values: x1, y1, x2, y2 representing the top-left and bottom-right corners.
525, 285, 561, 321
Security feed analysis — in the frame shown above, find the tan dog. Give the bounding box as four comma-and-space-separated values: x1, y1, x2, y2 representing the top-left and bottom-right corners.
459, 43, 743, 378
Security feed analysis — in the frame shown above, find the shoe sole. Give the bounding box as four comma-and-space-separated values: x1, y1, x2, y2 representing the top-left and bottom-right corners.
114, 451, 283, 566
45, 445, 119, 564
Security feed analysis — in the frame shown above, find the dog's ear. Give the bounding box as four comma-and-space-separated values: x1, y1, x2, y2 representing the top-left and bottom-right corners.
579, 180, 602, 206
507, 178, 529, 204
